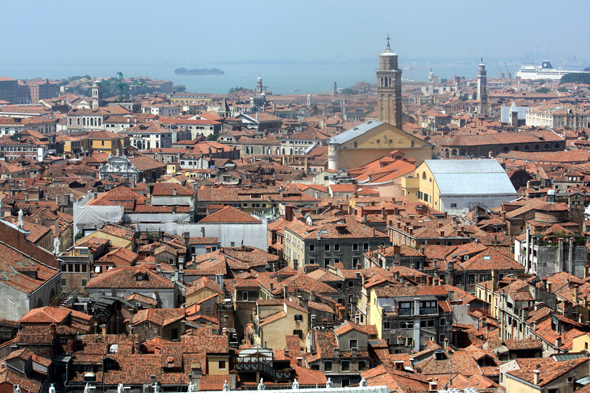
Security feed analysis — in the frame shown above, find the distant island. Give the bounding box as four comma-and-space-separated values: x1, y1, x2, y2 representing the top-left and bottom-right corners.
174, 67, 225, 75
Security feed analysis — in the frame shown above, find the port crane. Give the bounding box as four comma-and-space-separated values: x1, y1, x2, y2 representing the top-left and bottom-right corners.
496, 63, 505, 79
504, 62, 512, 79
117, 72, 128, 103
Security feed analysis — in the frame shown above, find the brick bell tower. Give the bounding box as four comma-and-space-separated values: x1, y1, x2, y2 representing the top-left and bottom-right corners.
376, 35, 403, 129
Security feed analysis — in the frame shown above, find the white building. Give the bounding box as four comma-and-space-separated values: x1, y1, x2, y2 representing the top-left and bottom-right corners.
526, 103, 589, 130
122, 120, 172, 150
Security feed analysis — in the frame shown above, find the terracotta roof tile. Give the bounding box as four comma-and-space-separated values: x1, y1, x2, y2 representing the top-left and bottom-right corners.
86, 265, 174, 289
198, 206, 261, 223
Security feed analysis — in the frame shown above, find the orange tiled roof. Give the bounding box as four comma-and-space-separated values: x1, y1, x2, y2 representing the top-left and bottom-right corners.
198, 206, 261, 223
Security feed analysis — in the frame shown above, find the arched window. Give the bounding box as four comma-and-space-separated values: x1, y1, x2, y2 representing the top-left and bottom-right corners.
514, 146, 520, 151
524, 145, 530, 151
422, 171, 427, 180
535, 144, 540, 150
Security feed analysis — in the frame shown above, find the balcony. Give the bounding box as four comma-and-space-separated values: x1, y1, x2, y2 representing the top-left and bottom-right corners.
235, 358, 292, 379
419, 307, 438, 315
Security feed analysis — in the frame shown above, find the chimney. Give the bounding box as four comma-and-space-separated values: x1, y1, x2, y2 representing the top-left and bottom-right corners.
201, 227, 205, 237
533, 369, 540, 386
491, 269, 499, 291
381, 207, 386, 219
428, 381, 438, 392
547, 282, 552, 293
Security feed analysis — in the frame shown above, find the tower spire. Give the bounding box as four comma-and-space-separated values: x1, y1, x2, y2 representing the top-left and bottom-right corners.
377, 36, 402, 129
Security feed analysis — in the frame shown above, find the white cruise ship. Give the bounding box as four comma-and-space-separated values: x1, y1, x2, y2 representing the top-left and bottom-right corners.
515, 61, 583, 80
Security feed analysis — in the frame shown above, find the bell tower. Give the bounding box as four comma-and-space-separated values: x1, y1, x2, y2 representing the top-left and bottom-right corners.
92, 80, 103, 109
477, 59, 488, 116
376, 35, 403, 129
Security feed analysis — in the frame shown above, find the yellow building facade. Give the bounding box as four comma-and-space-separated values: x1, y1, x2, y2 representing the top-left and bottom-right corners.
572, 332, 590, 352
186, 286, 221, 308
368, 289, 384, 339
207, 355, 230, 375
64, 133, 128, 156
328, 121, 432, 171
401, 161, 441, 209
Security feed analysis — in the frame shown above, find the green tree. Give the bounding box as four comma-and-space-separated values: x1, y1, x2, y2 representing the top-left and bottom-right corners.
173, 84, 186, 92
341, 88, 358, 95
560, 72, 590, 84
207, 133, 220, 141
558, 86, 568, 92
536, 87, 550, 94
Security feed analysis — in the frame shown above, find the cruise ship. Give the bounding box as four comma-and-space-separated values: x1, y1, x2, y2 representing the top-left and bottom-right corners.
515, 61, 583, 80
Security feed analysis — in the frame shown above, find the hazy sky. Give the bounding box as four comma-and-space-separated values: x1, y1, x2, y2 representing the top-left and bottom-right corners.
2, 0, 589, 65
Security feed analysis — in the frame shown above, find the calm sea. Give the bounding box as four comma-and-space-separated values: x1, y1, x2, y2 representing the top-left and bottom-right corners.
0, 61, 489, 95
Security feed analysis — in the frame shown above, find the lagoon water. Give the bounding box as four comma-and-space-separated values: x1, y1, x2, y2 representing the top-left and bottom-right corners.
0, 60, 487, 95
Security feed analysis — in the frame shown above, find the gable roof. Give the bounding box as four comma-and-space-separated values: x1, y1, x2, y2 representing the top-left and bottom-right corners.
198, 206, 261, 223
330, 120, 384, 145
86, 265, 174, 289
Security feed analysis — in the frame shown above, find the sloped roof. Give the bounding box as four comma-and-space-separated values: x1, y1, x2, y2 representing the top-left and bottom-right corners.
330, 120, 384, 145
86, 266, 174, 289
198, 206, 261, 223
425, 159, 517, 196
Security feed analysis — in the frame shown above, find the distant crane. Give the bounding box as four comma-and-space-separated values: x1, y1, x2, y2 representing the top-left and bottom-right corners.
116, 72, 128, 103
504, 62, 512, 79
496, 63, 505, 79
402, 67, 414, 80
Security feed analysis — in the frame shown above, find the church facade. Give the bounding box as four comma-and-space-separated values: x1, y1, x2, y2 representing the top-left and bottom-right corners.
98, 151, 140, 181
